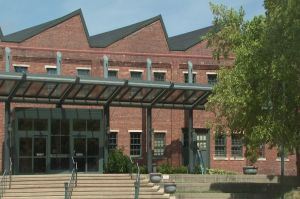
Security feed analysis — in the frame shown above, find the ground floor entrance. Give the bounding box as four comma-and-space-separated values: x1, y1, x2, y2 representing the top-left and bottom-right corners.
13, 108, 104, 174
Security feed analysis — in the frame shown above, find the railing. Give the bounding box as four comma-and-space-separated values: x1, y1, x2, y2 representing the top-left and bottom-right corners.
197, 149, 206, 175
64, 155, 78, 199
0, 158, 12, 198
130, 157, 141, 199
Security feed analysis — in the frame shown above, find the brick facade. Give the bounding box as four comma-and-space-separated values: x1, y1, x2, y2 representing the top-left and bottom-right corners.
0, 11, 297, 175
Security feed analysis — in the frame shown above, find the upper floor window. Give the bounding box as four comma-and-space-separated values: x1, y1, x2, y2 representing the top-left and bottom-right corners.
77, 68, 90, 76
207, 74, 217, 85
154, 72, 166, 82
184, 73, 196, 83
231, 134, 243, 157
130, 132, 141, 157
46, 67, 57, 75
130, 71, 142, 80
108, 70, 118, 79
14, 66, 28, 74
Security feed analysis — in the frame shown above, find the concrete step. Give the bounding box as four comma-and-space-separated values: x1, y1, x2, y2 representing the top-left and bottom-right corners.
3, 196, 170, 199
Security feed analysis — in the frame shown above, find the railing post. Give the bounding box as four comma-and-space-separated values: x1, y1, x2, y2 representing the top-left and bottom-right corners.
75, 162, 77, 187
64, 182, 68, 199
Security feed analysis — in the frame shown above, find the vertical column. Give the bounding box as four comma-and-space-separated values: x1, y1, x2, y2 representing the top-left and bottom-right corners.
103, 55, 109, 78
5, 47, 11, 72
146, 58, 153, 173
280, 145, 285, 176
188, 61, 194, 173
102, 106, 110, 173
4, 102, 11, 171
56, 51, 62, 75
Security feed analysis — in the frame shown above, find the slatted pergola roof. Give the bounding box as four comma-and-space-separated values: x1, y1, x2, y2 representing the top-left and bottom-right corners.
0, 72, 212, 110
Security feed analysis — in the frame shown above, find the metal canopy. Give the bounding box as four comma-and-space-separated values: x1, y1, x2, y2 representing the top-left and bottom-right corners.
0, 72, 212, 110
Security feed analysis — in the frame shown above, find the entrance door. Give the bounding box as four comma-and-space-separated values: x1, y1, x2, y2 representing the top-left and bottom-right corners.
195, 129, 210, 171
19, 136, 47, 173
73, 137, 100, 172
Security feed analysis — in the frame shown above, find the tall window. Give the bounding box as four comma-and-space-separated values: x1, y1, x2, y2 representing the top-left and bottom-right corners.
258, 144, 265, 159
14, 66, 28, 73
154, 72, 166, 82
130, 132, 141, 157
108, 132, 118, 152
231, 134, 243, 157
184, 73, 196, 83
130, 71, 142, 80
108, 70, 118, 79
215, 134, 226, 157
154, 133, 165, 156
77, 69, 90, 76
46, 68, 57, 75
207, 74, 217, 85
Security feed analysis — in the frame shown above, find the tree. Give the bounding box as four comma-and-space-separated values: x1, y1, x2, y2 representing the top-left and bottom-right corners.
206, 1, 300, 175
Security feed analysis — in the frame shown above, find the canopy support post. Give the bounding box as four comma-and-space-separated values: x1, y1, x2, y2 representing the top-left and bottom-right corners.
188, 61, 194, 173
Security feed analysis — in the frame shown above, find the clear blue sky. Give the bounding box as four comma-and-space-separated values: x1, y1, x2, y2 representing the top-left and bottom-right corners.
0, 0, 265, 37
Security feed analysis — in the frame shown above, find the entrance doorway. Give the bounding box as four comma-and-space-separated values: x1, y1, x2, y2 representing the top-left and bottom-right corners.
14, 108, 104, 174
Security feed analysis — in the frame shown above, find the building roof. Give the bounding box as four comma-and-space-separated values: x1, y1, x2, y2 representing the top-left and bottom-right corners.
168, 26, 213, 51
90, 15, 169, 48
0, 9, 212, 51
1, 9, 90, 43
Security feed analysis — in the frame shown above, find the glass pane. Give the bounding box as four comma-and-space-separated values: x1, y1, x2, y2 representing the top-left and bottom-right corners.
18, 119, 33, 131
77, 69, 90, 76
73, 119, 86, 131
185, 91, 205, 104
61, 120, 70, 135
86, 85, 106, 99
130, 72, 142, 80
15, 82, 31, 96
87, 158, 98, 171
51, 119, 60, 135
14, 66, 28, 73
143, 89, 163, 102
76, 85, 94, 98
51, 158, 69, 170
154, 72, 166, 81
51, 84, 69, 98
87, 138, 99, 156
74, 138, 86, 156
99, 87, 116, 100
61, 136, 70, 154
34, 158, 46, 173
24, 82, 44, 96
34, 138, 46, 156
19, 138, 32, 156
75, 158, 85, 172
67, 84, 82, 98
51, 136, 61, 154
0, 80, 17, 95
132, 88, 152, 101
108, 70, 118, 79
47, 68, 57, 75
19, 158, 32, 173
34, 119, 48, 131
87, 120, 100, 131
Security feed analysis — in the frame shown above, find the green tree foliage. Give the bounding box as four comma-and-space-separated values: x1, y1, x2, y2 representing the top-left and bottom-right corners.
206, 1, 300, 152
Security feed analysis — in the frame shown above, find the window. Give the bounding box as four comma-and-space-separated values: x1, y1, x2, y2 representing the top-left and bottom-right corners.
154, 72, 166, 82
154, 133, 165, 156
207, 74, 217, 85
46, 68, 57, 75
108, 70, 118, 79
231, 134, 243, 157
77, 69, 90, 76
184, 73, 196, 83
215, 134, 226, 157
258, 145, 265, 159
130, 132, 141, 156
277, 147, 289, 158
108, 132, 118, 151
15, 66, 28, 73
130, 71, 142, 80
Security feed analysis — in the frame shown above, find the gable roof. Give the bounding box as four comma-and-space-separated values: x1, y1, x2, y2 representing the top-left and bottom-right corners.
1, 9, 90, 43
90, 15, 169, 48
168, 26, 213, 51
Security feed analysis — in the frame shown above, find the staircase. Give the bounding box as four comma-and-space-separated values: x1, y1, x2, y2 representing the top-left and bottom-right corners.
3, 174, 170, 199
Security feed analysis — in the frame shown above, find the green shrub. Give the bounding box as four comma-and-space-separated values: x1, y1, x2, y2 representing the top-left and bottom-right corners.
172, 166, 188, 174
207, 168, 236, 175
132, 165, 148, 174
105, 149, 131, 173
157, 164, 188, 174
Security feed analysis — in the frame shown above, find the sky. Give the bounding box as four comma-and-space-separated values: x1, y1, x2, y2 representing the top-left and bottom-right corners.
0, 0, 265, 37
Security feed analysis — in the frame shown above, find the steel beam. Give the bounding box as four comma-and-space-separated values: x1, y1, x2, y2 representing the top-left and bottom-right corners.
58, 76, 80, 106
7, 73, 26, 102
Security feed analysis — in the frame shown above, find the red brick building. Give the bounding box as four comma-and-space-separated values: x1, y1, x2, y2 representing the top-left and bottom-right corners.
0, 9, 297, 175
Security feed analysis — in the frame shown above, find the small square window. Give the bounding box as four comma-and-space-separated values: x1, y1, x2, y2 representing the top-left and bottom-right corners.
108, 70, 118, 79
15, 66, 28, 74
47, 68, 57, 75
207, 74, 217, 85
130, 71, 142, 80
154, 72, 166, 81
77, 69, 90, 76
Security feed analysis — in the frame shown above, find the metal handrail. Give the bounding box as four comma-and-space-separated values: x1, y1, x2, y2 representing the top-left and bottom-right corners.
0, 157, 13, 198
64, 155, 78, 199
129, 157, 141, 199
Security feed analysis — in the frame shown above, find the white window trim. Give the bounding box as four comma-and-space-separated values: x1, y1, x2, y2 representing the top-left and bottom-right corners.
154, 130, 167, 133
213, 156, 228, 160
276, 158, 290, 162
109, 129, 119, 133
76, 67, 91, 70
153, 70, 167, 73
206, 72, 217, 75
257, 157, 267, 161
129, 130, 142, 133
45, 65, 57, 69
13, 64, 30, 68
183, 71, 197, 74
229, 157, 245, 161
108, 68, 119, 71
129, 69, 144, 73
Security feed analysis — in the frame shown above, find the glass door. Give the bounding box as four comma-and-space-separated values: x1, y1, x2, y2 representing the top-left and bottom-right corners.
73, 137, 100, 172
33, 137, 47, 173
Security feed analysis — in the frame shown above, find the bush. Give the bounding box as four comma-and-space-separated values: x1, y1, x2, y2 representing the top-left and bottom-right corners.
157, 164, 188, 174
132, 165, 148, 174
207, 168, 236, 175
105, 149, 131, 173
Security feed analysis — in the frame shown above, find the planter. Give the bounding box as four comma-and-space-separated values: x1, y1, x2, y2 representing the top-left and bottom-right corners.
164, 183, 176, 194
149, 173, 162, 183
243, 166, 258, 175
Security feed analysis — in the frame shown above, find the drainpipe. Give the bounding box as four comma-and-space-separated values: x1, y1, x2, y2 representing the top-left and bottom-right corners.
146, 58, 153, 173
103, 55, 109, 78
56, 51, 62, 75
188, 61, 194, 173
5, 47, 11, 72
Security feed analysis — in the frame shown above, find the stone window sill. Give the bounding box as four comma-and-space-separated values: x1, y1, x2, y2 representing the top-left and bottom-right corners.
276, 158, 289, 162
257, 158, 266, 161
213, 156, 228, 160
229, 157, 245, 161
